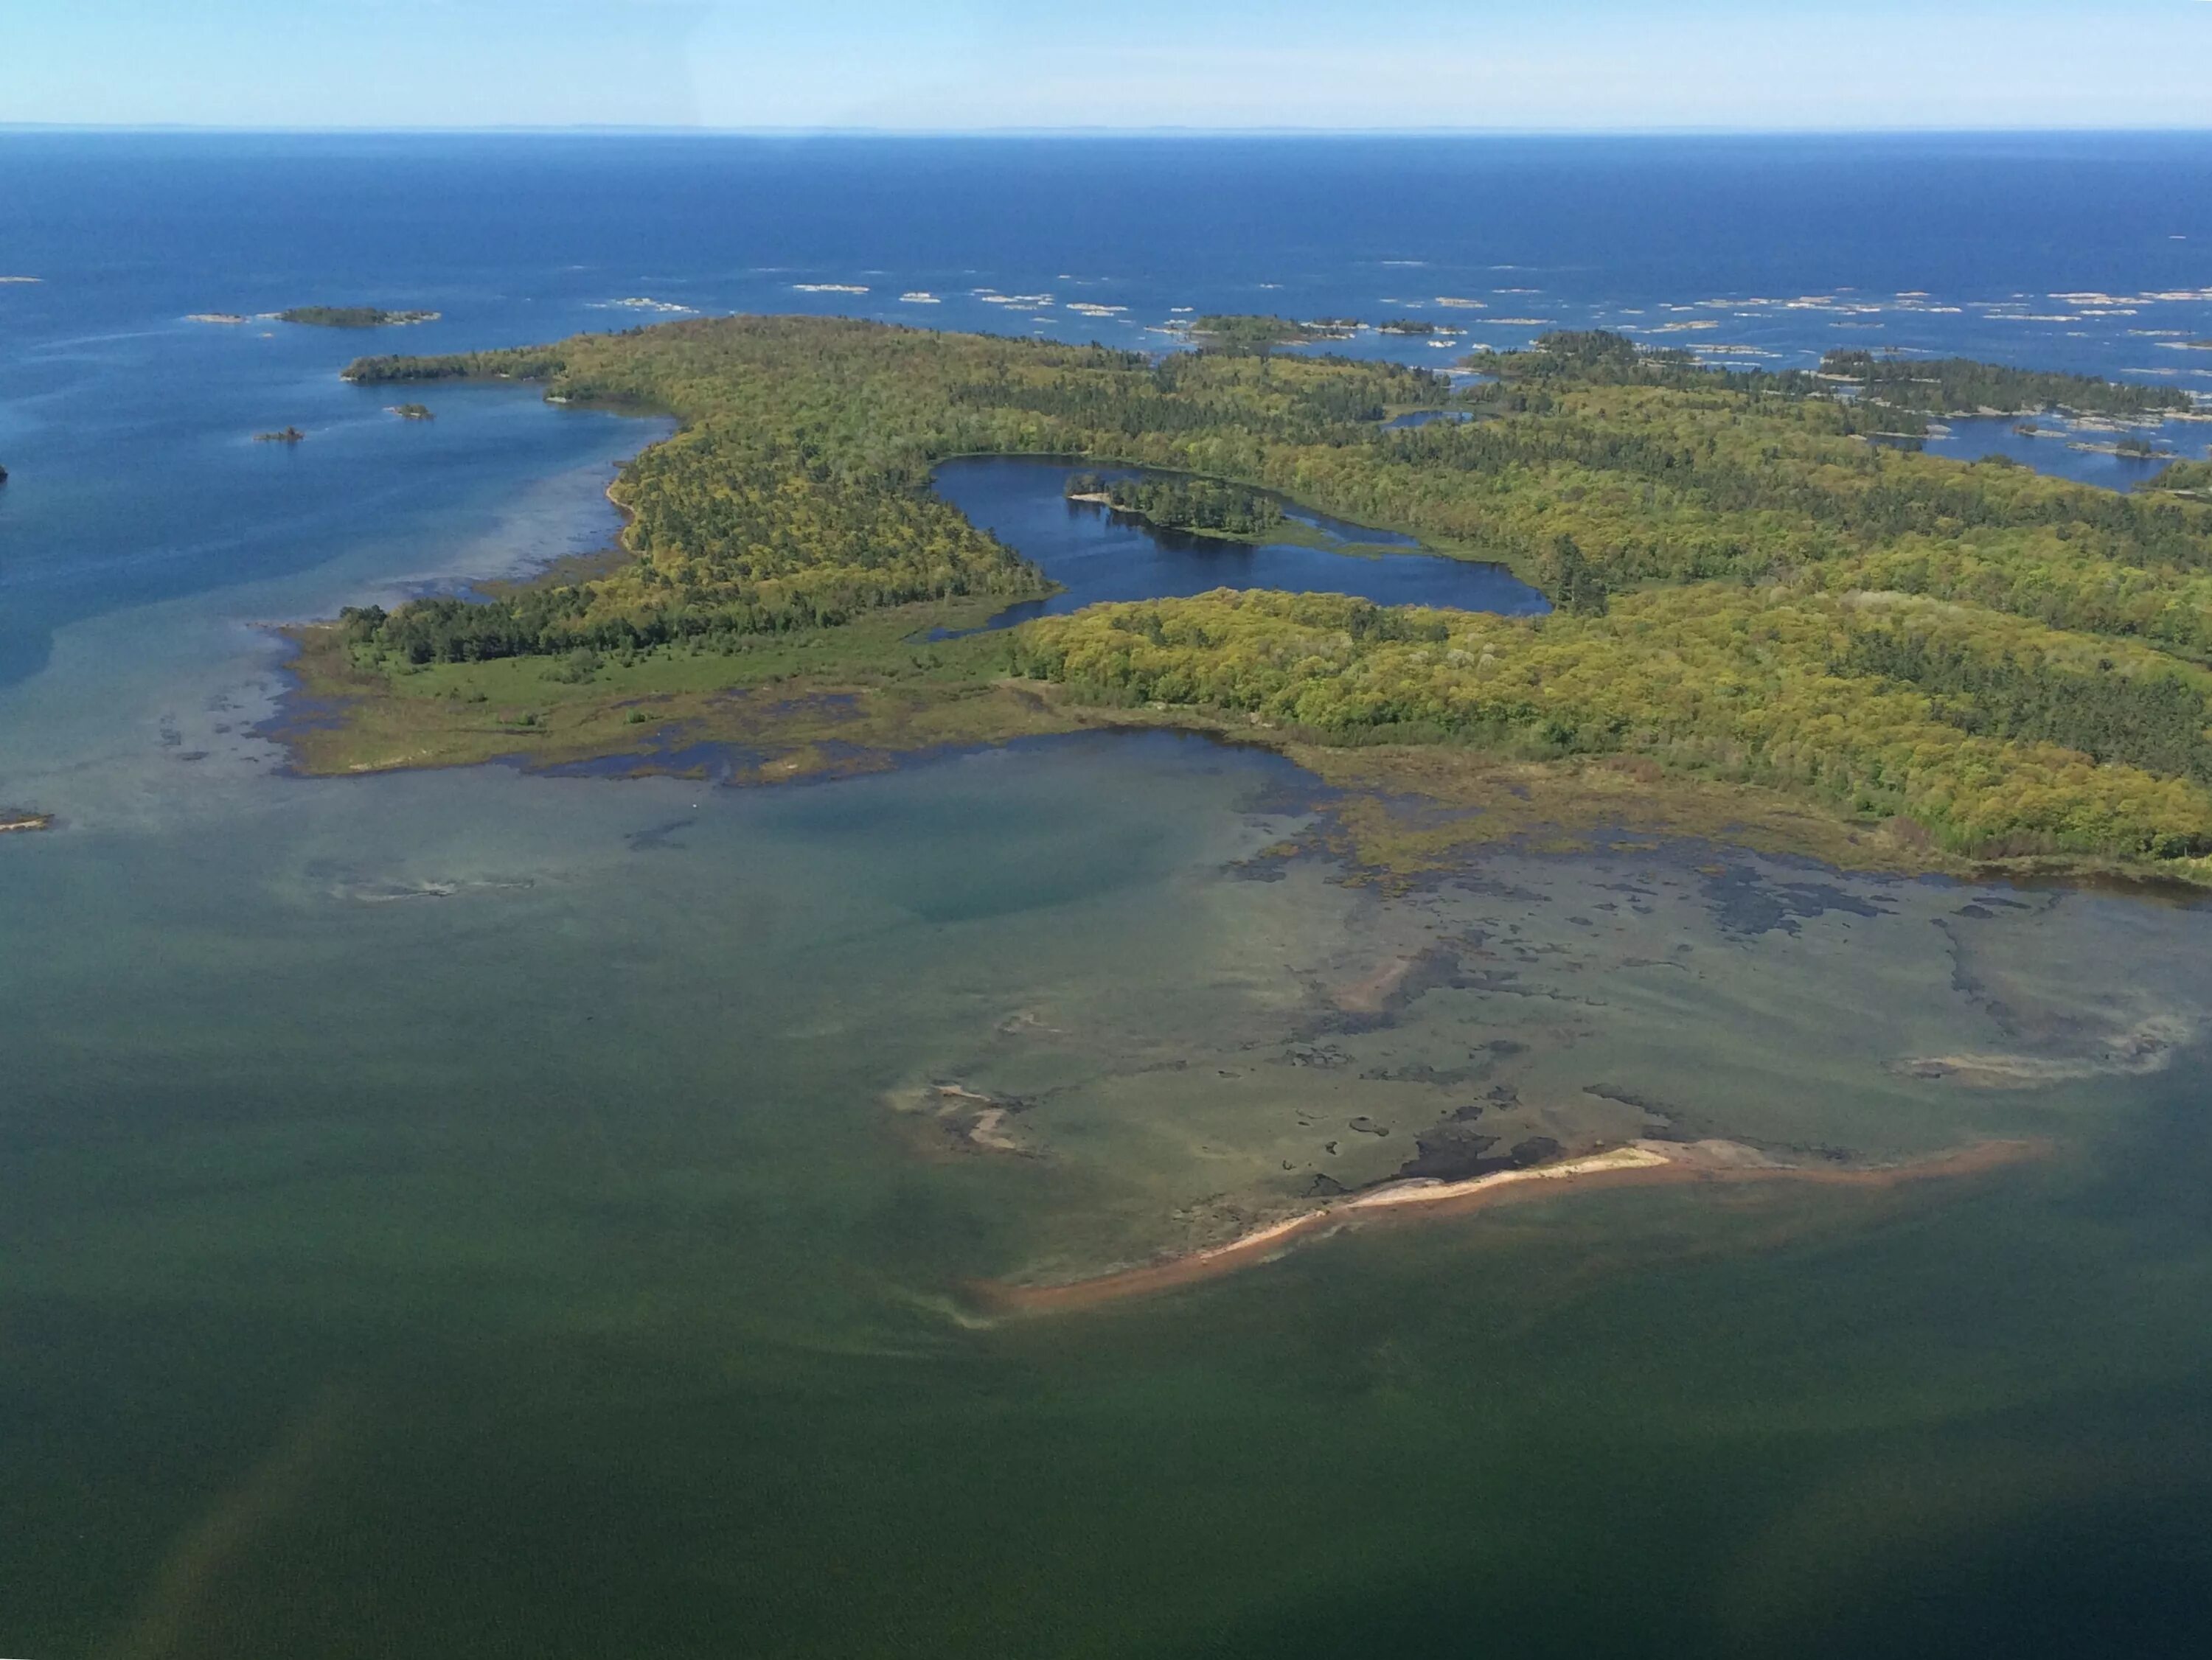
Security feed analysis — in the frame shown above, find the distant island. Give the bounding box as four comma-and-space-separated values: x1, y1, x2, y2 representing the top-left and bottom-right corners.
279, 306, 441, 329
1817, 349, 2190, 419
2072, 435, 2170, 459
1, 808, 54, 835
288, 315, 2212, 888
390, 402, 436, 421
1189, 314, 1352, 351
254, 426, 306, 444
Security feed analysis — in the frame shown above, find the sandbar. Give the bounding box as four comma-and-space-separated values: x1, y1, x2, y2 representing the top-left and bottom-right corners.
974, 1138, 2045, 1317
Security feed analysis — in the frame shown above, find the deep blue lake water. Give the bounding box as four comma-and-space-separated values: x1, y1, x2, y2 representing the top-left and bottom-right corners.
930, 456, 1549, 626
4, 130, 2211, 689
1924, 412, 2212, 487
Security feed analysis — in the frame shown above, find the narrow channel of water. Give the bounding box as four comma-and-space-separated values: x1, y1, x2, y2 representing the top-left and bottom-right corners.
1920, 413, 2212, 489
930, 456, 1548, 627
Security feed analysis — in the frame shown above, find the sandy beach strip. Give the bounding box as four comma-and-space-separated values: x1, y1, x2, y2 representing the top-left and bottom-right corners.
974, 1139, 2045, 1317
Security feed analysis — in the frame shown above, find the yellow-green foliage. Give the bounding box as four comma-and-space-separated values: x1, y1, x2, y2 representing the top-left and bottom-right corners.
2150, 458, 2212, 496
1011, 586, 2212, 862
347, 317, 2212, 658
335, 316, 2212, 868
344, 317, 1446, 655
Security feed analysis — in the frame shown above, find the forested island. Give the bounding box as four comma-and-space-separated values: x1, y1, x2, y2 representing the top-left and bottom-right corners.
1818, 349, 2191, 419
1189, 314, 1350, 351
391, 402, 436, 421
296, 315, 2212, 882
1065, 471, 1286, 537
279, 306, 441, 329
255, 426, 306, 444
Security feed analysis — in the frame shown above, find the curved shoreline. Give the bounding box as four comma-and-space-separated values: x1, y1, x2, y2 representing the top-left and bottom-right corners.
973, 1138, 2048, 1317
287, 322, 2212, 893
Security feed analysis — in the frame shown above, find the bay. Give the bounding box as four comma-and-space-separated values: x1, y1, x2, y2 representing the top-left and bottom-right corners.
4, 132, 2211, 1659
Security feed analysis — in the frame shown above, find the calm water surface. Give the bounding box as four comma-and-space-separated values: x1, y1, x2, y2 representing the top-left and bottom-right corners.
930, 456, 1548, 626
1924, 413, 2212, 484
4, 133, 2212, 1659
5, 733, 2211, 1658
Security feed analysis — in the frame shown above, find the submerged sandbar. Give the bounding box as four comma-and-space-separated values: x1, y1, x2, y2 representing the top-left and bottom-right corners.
976, 1139, 2047, 1317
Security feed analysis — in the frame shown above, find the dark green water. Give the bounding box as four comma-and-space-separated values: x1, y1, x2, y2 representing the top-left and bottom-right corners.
6, 128, 2212, 1650
4, 730, 2211, 1659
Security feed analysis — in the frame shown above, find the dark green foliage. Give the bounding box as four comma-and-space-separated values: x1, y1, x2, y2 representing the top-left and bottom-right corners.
335, 313, 2212, 678
955, 350, 1425, 439
280, 306, 438, 328
342, 348, 566, 384
1472, 331, 1695, 388
2149, 460, 2212, 495
1190, 315, 1318, 354
1820, 350, 2189, 417
1540, 537, 1610, 616
311, 315, 2212, 867
1841, 627, 2212, 783
1068, 472, 1286, 537
337, 604, 389, 642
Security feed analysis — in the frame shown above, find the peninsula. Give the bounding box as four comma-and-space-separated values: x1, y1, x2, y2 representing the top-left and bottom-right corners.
291, 315, 2212, 886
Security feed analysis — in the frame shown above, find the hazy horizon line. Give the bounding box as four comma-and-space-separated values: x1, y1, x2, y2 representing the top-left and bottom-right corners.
6, 121, 2212, 140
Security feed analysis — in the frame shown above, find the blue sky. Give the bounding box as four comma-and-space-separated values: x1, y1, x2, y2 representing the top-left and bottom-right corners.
8, 0, 2212, 131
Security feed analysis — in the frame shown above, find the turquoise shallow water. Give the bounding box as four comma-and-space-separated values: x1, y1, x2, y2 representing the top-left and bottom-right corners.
6, 133, 2212, 1658
4, 733, 2211, 1657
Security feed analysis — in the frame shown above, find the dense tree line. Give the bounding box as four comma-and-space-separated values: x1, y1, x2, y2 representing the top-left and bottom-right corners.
330, 314, 2212, 867
1840, 624, 2212, 783
1008, 587, 2212, 862
2152, 459, 2212, 495
1820, 349, 2191, 418
1189, 315, 1326, 354
1065, 472, 1286, 536
1539, 537, 1610, 616
282, 306, 438, 329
